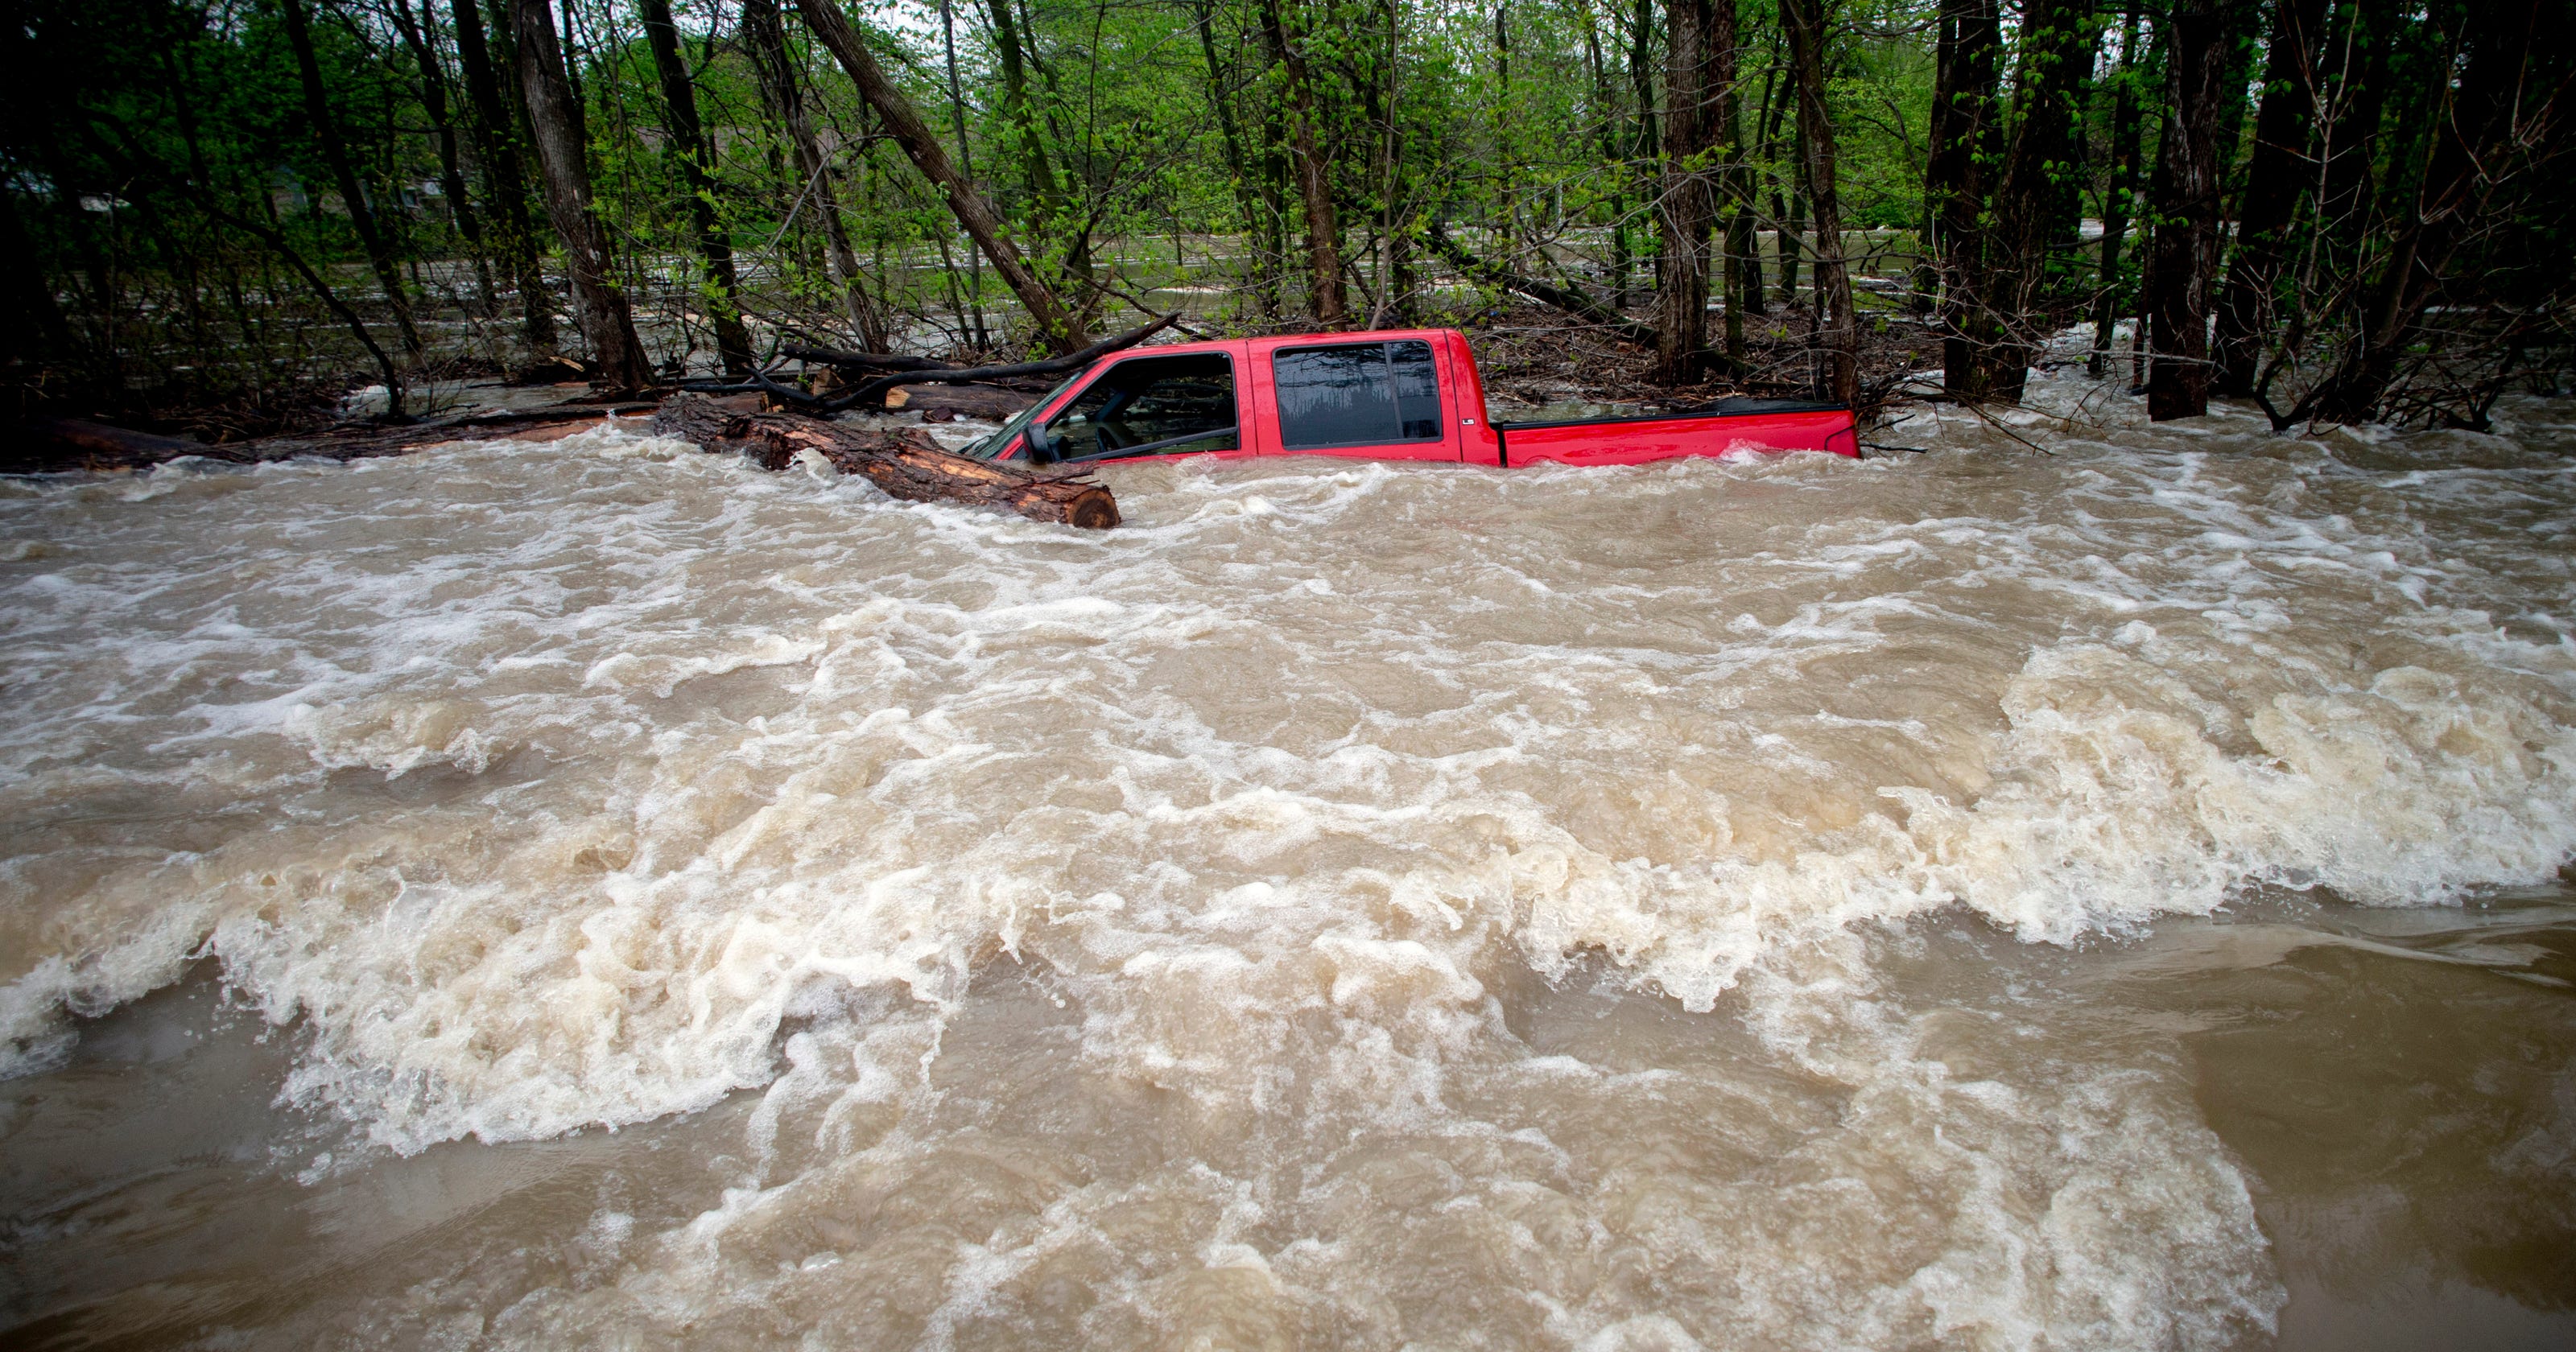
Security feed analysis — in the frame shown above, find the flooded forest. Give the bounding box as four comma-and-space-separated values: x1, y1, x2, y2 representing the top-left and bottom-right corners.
3, 0, 2567, 432
4, 2, 2576, 1350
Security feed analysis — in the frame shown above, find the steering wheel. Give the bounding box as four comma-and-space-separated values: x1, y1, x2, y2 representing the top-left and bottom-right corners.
1091, 389, 1141, 451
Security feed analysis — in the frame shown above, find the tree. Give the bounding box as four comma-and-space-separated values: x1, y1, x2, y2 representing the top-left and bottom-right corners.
1781, 0, 1856, 405
449, 0, 556, 352
1979, 0, 2098, 402
510, 0, 650, 386
1927, 0, 2001, 399
279, 0, 422, 357
1655, 0, 1723, 382
790, 0, 1088, 352
1257, 0, 1346, 325
2211, 0, 2326, 396
741, 0, 885, 350
638, 0, 754, 375
2142, 0, 2232, 421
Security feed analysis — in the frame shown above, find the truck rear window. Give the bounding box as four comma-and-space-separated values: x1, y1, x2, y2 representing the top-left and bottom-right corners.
1272, 340, 1443, 450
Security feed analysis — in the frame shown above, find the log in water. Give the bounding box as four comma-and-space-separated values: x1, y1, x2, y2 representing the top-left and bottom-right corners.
654, 395, 1120, 530
1, 394, 2571, 1349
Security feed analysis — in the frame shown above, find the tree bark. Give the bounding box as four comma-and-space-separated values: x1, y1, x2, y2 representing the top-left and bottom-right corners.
1781, 0, 1856, 405
652, 396, 1120, 530
638, 0, 753, 374
1257, 0, 1346, 324
279, 0, 422, 355
791, 0, 1088, 352
1654, 0, 1721, 382
1982, 0, 2097, 402
2211, 0, 2327, 397
451, 0, 557, 352
1928, 0, 2001, 398
2145, 0, 2231, 421
510, 0, 651, 387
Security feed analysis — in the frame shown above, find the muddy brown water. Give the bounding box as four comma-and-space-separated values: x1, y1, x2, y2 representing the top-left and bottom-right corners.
2, 382, 2571, 1350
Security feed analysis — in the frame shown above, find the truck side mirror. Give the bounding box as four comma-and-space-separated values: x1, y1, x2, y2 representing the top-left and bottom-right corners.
1026, 419, 1057, 464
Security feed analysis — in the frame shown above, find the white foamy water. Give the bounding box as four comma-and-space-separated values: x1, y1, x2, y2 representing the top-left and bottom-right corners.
3, 392, 2574, 1349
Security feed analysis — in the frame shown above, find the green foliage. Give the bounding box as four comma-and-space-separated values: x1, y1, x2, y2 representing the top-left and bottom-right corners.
6, 0, 2562, 421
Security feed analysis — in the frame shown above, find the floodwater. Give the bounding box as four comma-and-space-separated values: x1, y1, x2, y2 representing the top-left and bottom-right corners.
2, 380, 2571, 1350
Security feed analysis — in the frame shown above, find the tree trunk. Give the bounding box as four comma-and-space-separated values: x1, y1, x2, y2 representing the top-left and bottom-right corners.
1654, 0, 1720, 382
1257, 0, 1346, 324
279, 0, 421, 355
2087, 7, 2145, 378
1627, 0, 1662, 305
653, 396, 1120, 530
638, 0, 754, 375
2145, 0, 2231, 421
791, 0, 1088, 352
1983, 0, 2097, 402
1928, 0, 2000, 398
1781, 0, 1855, 405
451, 0, 556, 352
1777, 123, 1805, 304
1713, 0, 1748, 370
2211, 0, 2327, 397
510, 0, 651, 387
934, 0, 993, 346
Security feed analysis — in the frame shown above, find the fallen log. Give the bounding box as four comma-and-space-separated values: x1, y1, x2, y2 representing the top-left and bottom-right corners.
651, 395, 1119, 530
778, 344, 959, 373
894, 384, 1042, 422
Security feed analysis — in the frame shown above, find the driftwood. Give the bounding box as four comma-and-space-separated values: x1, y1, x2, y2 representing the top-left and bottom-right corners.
652, 395, 1119, 529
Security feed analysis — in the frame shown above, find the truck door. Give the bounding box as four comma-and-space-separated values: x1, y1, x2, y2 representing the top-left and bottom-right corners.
1029, 349, 1248, 463
1264, 338, 1459, 461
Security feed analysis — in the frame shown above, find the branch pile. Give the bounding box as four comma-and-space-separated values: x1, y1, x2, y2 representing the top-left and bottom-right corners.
651, 395, 1118, 530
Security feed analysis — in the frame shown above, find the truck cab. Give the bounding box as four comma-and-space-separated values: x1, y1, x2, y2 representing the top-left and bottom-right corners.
970, 328, 1860, 468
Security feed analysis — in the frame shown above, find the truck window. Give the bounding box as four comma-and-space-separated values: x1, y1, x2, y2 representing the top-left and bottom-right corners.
1042, 352, 1238, 461
1271, 340, 1443, 450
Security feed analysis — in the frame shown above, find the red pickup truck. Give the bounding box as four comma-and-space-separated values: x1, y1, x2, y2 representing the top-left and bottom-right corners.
965, 328, 1859, 468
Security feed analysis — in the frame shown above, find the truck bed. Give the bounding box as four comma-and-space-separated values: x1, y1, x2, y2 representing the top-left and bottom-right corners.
1493, 397, 1859, 466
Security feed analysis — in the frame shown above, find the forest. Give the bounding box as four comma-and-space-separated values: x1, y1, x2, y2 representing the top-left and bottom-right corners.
1, 0, 2567, 439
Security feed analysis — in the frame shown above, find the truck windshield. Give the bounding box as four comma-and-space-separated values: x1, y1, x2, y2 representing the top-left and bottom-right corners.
961, 369, 1088, 461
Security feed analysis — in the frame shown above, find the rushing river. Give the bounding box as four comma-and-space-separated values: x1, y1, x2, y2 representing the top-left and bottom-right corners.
2, 384, 2572, 1350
